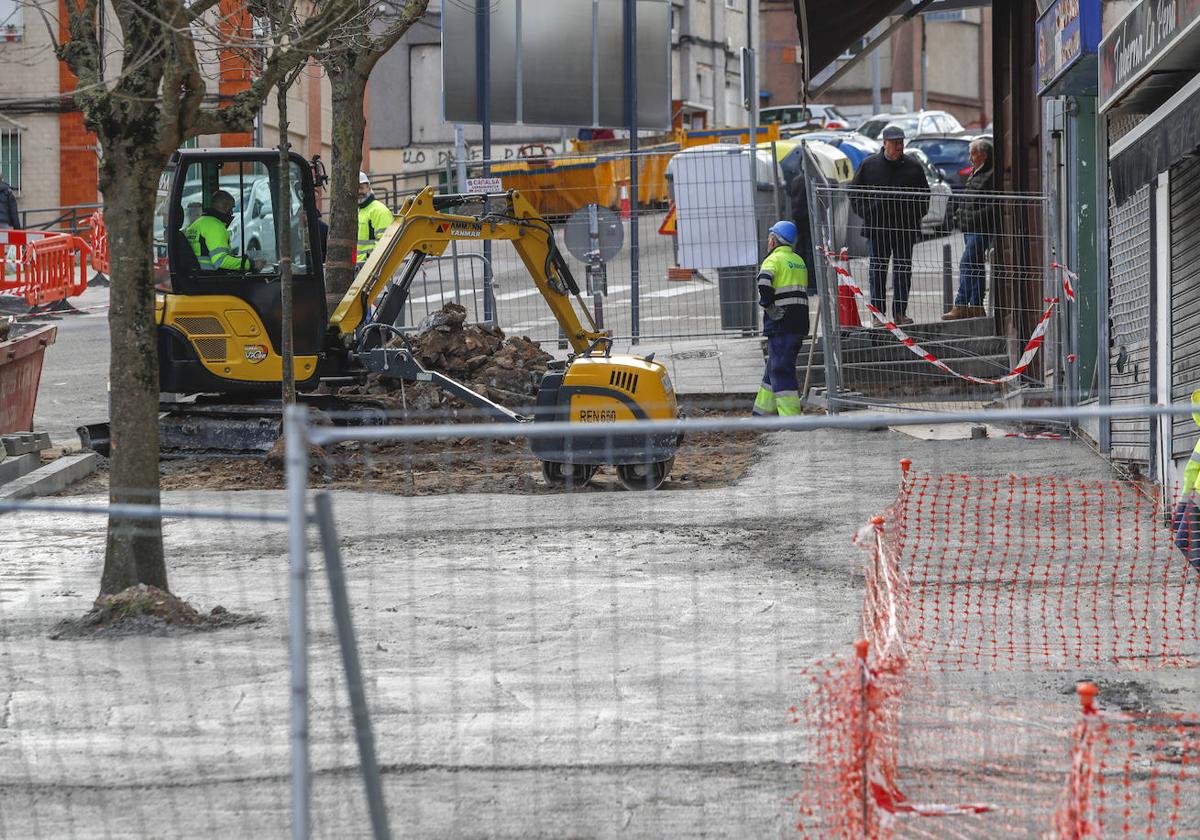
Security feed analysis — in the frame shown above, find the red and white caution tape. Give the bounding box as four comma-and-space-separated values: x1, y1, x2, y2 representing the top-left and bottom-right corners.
821, 248, 1076, 386
1050, 262, 1077, 303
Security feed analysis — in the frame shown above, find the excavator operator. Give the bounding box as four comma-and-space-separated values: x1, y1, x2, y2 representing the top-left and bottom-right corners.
185, 190, 259, 272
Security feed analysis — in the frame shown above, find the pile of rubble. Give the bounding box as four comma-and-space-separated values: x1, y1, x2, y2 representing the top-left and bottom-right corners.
347, 303, 555, 411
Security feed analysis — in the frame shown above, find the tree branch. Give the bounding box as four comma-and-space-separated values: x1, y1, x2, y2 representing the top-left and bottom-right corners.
191, 0, 355, 136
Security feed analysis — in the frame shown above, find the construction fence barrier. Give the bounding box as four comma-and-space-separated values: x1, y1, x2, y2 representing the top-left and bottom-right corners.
88, 209, 109, 276
374, 145, 793, 345
793, 457, 1200, 838
802, 142, 1079, 413
7, 403, 1200, 838
0, 227, 90, 307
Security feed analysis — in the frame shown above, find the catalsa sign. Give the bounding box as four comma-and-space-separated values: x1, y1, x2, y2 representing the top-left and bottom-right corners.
1100, 0, 1200, 109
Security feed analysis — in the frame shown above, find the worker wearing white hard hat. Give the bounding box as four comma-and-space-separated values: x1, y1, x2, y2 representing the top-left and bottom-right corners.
356, 171, 392, 265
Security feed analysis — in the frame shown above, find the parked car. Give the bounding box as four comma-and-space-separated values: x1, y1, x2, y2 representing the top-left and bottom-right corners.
856, 112, 905, 140
880, 110, 966, 140
761, 103, 853, 132
905, 148, 953, 236
907, 136, 976, 191
226, 176, 305, 264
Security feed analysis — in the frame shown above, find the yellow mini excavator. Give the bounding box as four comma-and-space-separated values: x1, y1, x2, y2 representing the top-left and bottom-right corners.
83, 147, 680, 489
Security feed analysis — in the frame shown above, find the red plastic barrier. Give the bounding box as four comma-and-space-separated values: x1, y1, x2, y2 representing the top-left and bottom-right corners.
89, 209, 109, 275
0, 228, 89, 307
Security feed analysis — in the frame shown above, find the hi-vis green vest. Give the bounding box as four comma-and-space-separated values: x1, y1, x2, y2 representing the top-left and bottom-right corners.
1184, 389, 1200, 494
757, 244, 808, 305
186, 214, 248, 271
356, 199, 394, 264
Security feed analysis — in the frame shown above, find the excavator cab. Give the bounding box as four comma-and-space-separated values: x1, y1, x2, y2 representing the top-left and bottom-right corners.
156, 148, 328, 395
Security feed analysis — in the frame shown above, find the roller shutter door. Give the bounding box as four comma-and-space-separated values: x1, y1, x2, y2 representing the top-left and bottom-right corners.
1108, 181, 1152, 465
1172, 156, 1200, 456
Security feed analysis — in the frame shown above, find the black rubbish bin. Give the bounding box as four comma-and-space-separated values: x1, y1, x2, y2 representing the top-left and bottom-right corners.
718, 265, 759, 334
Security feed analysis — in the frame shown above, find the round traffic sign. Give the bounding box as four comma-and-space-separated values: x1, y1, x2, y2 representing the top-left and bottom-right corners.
563, 204, 624, 264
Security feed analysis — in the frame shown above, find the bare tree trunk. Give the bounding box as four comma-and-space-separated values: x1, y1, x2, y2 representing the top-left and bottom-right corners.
277, 81, 296, 405
99, 152, 166, 595
324, 65, 369, 308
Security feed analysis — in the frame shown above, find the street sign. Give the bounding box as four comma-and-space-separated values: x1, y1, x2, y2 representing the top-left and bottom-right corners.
564, 204, 624, 263
465, 177, 503, 193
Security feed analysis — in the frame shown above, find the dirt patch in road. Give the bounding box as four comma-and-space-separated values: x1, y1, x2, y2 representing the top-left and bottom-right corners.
51, 584, 260, 639
66, 406, 764, 497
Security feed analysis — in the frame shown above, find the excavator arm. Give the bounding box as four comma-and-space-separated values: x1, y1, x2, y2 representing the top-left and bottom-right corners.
328, 186, 609, 354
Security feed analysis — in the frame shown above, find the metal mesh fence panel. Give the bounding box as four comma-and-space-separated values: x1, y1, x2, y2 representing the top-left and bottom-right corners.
370, 147, 789, 345
807, 176, 1062, 411
9, 404, 1200, 836
0, 498, 301, 838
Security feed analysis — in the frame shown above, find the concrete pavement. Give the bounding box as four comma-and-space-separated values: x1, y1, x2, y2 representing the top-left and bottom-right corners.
4, 422, 1188, 837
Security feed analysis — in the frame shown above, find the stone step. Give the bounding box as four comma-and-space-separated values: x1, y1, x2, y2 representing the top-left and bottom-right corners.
798, 335, 1008, 368
840, 354, 1010, 396
837, 315, 998, 347
1, 432, 51, 457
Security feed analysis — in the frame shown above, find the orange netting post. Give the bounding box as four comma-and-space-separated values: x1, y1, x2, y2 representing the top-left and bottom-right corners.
854, 638, 871, 834
1051, 683, 1103, 839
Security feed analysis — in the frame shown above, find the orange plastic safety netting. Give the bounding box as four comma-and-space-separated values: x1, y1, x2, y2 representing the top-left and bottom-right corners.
1050, 687, 1200, 839
876, 468, 1200, 671
792, 465, 1200, 838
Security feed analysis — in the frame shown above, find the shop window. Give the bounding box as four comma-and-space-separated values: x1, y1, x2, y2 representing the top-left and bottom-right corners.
0, 0, 23, 42
0, 126, 19, 190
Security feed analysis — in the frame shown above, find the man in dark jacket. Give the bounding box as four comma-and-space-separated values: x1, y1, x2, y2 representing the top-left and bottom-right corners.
944, 137, 997, 319
786, 172, 816, 283
0, 172, 18, 230
849, 126, 929, 325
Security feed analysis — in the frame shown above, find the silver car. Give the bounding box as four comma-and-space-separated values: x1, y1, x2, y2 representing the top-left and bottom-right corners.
905, 148, 953, 236
859, 110, 964, 140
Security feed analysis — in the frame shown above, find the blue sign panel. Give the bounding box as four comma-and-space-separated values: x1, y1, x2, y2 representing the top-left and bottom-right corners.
1037, 0, 1101, 96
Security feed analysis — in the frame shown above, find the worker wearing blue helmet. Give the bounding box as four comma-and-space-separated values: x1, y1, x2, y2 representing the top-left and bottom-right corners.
753, 220, 809, 417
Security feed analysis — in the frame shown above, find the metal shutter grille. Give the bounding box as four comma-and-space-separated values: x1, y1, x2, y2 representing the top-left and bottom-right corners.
1107, 112, 1149, 145
1171, 156, 1200, 457
1108, 181, 1152, 465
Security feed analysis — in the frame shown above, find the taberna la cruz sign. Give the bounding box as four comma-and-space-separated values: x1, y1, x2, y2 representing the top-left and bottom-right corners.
1037, 0, 1101, 97
1100, 0, 1200, 110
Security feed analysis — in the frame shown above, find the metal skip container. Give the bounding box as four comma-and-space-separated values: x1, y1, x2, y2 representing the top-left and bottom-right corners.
0, 323, 57, 434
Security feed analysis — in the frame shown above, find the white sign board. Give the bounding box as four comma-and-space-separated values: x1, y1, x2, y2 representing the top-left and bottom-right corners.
442, 0, 672, 129
465, 177, 503, 193
668, 147, 775, 269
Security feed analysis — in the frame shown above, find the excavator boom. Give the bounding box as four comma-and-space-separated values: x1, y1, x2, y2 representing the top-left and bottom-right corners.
331, 187, 608, 354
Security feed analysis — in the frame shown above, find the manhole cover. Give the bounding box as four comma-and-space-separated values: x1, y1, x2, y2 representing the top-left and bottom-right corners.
671, 349, 721, 361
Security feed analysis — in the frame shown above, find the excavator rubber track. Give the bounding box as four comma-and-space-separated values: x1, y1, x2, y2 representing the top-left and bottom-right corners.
79, 395, 391, 459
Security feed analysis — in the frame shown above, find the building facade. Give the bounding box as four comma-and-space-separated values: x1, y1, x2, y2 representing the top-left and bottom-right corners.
759, 0, 992, 128
368, 0, 758, 175
0, 0, 333, 227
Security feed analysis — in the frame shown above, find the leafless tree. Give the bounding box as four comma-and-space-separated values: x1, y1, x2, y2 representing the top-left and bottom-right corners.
319, 0, 428, 305
46, 0, 358, 595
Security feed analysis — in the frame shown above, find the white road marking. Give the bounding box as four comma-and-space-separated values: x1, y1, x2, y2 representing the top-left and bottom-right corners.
643, 285, 709, 299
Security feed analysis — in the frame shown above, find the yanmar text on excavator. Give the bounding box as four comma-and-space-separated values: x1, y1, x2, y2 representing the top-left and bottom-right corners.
82, 148, 680, 490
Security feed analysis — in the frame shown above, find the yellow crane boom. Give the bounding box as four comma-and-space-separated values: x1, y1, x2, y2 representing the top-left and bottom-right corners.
330, 187, 609, 353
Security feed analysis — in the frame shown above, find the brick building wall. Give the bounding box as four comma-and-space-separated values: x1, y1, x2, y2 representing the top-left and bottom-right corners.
0, 1, 333, 224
